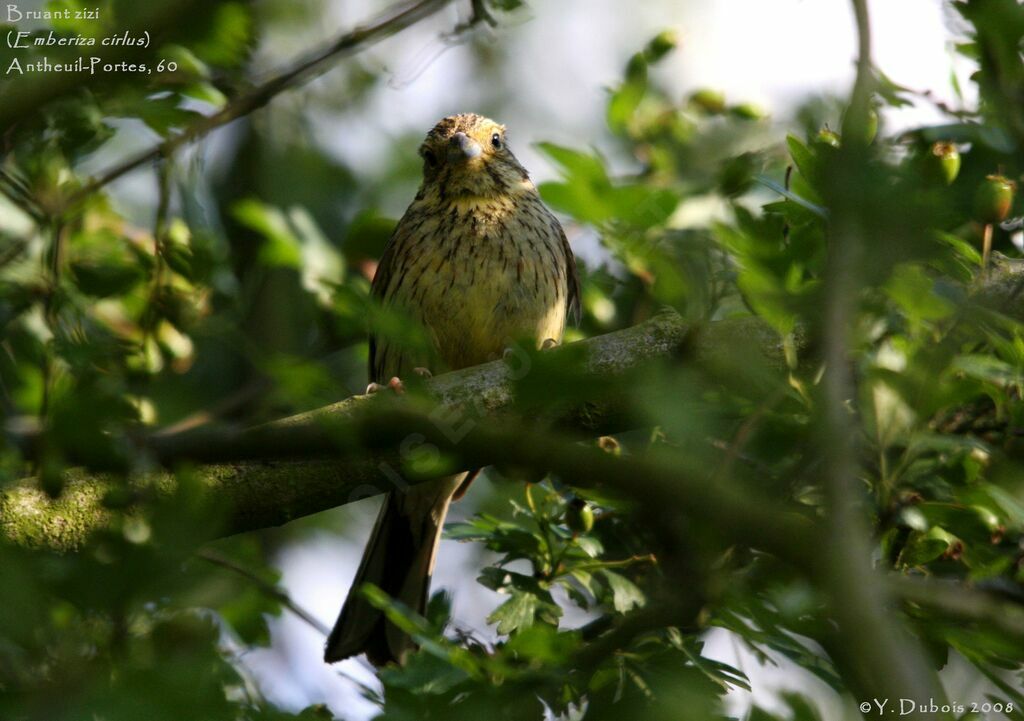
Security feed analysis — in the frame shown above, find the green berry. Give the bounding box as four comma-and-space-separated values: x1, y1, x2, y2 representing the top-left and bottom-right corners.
840, 106, 878, 144
718, 152, 756, 197
645, 31, 677, 63
815, 127, 840, 148
729, 102, 765, 121
925, 142, 960, 185
974, 174, 1016, 224
689, 88, 726, 114
565, 499, 595, 535
865, 108, 878, 144
625, 53, 647, 83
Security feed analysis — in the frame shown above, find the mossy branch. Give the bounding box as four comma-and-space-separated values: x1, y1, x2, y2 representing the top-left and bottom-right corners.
2, 311, 697, 550
4, 262, 1024, 554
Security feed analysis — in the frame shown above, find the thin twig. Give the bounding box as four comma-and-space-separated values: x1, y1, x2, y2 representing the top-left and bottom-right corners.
153, 377, 273, 436
0, 168, 43, 223
573, 604, 696, 671
196, 548, 331, 636
39, 219, 66, 421
0, 238, 28, 270
982, 222, 994, 274
468, 0, 496, 27
889, 575, 1024, 640
143, 157, 173, 340
710, 385, 788, 486
63, 0, 457, 210
563, 554, 657, 576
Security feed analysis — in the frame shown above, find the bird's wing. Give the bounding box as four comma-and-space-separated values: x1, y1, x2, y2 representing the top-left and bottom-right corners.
557, 221, 582, 324
368, 202, 432, 383
368, 208, 417, 384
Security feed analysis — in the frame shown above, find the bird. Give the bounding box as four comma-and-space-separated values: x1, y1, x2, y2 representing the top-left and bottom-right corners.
324, 113, 579, 666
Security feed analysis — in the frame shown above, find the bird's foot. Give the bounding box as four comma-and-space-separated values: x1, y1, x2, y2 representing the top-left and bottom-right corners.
500, 340, 557, 361
365, 369, 431, 396
365, 376, 408, 395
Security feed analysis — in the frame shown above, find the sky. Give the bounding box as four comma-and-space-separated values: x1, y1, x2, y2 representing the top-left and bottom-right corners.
226, 2, 983, 720
300, 0, 972, 192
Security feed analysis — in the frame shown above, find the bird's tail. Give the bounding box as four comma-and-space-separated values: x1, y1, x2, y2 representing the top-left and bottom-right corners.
324, 475, 464, 666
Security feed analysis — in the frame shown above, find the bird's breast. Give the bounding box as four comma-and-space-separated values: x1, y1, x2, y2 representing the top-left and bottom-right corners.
410, 198, 568, 370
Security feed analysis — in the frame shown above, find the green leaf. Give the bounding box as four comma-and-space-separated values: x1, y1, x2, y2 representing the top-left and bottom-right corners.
756, 175, 828, 219
503, 624, 579, 665
180, 82, 228, 109
488, 591, 539, 635
885, 264, 956, 322
574, 534, 603, 558
951, 355, 1021, 388
536, 142, 609, 185
899, 526, 959, 567
599, 570, 646, 613
233, 199, 302, 267
537, 141, 681, 228
68, 229, 145, 297
608, 185, 679, 227
232, 200, 344, 304
186, 1, 253, 68
378, 649, 468, 695
785, 134, 818, 185
607, 52, 647, 132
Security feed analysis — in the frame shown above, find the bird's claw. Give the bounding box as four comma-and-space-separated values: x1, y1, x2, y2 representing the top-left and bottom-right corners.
365, 376, 408, 396
364, 369, 432, 397
501, 340, 556, 360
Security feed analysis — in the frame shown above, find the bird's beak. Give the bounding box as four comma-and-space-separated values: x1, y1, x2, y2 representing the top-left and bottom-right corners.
448, 132, 483, 163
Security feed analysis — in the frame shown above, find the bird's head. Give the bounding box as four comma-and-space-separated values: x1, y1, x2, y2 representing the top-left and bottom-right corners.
418, 113, 532, 199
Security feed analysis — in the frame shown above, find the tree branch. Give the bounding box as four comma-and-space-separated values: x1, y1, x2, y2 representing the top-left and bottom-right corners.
1, 311, 819, 559
5, 255, 1024, 555
815, 0, 947, 710
6, 250, 1024, 553
196, 549, 331, 635
61, 0, 459, 208
0, 311, 678, 548
888, 575, 1024, 641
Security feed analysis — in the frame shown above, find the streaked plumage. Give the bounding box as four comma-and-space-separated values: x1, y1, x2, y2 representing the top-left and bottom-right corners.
325, 113, 579, 666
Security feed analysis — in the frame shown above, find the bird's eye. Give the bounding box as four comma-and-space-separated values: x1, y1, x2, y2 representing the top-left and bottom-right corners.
423, 149, 438, 167
491, 133, 502, 150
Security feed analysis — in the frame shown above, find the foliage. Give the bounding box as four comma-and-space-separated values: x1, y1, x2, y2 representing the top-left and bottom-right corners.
3, 0, 1024, 720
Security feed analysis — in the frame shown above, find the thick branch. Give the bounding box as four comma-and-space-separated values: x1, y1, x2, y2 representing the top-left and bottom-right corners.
816, 0, 947, 711
5, 257, 1024, 553
2, 311, 708, 550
